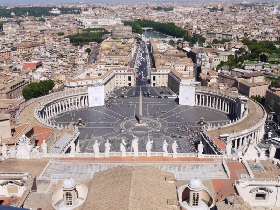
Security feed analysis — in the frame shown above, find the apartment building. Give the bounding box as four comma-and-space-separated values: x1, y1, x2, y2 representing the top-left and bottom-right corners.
266, 89, 280, 123
150, 68, 170, 87
17, 43, 35, 55
0, 49, 12, 60
0, 77, 28, 99
238, 80, 270, 97
199, 70, 218, 87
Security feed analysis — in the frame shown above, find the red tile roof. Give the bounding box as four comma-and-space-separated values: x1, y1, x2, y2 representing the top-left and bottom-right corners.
12, 124, 29, 139
0, 196, 19, 205
212, 161, 248, 201
22, 62, 37, 71
33, 125, 53, 146
212, 137, 226, 150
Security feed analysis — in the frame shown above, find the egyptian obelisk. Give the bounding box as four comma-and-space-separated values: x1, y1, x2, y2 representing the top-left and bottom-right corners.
139, 89, 143, 124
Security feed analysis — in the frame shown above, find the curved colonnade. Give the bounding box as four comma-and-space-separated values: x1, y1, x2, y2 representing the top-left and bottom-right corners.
16, 87, 267, 155
195, 86, 266, 153
34, 88, 89, 128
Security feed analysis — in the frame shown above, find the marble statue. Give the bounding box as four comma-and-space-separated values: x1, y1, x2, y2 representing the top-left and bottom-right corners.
268, 131, 272, 139
198, 141, 204, 155
105, 140, 111, 158
75, 140, 80, 153
269, 144, 277, 159
120, 139, 127, 157
41, 140, 48, 155
2, 143, 7, 158
70, 141, 76, 154
8, 145, 17, 158
146, 139, 153, 157
74, 125, 79, 133
226, 141, 232, 156
31, 147, 41, 159
172, 141, 178, 158
163, 140, 168, 157
132, 135, 139, 157
93, 140, 100, 158
16, 139, 31, 159
259, 148, 266, 159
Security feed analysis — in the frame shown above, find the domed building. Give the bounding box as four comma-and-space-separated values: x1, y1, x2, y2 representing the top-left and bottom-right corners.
178, 178, 215, 210
52, 178, 88, 209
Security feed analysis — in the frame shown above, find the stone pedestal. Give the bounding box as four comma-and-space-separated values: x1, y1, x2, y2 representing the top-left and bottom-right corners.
139, 117, 143, 124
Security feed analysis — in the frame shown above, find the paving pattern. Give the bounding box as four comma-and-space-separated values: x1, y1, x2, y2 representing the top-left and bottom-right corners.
54, 96, 231, 153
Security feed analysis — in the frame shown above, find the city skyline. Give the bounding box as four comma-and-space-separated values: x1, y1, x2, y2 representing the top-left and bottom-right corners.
0, 0, 259, 6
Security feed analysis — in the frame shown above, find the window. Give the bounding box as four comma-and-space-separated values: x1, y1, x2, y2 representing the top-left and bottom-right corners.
255, 193, 266, 201
192, 193, 199, 206
128, 76, 131, 81
65, 192, 72, 206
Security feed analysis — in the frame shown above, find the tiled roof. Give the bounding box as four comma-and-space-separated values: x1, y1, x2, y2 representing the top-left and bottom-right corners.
22, 63, 37, 71
32, 125, 53, 146
212, 161, 248, 202
212, 137, 226, 150
12, 124, 29, 139
207, 100, 263, 138
83, 166, 177, 210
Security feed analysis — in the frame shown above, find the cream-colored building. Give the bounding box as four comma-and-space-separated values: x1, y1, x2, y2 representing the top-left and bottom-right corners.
0, 114, 12, 139
178, 178, 215, 210
235, 174, 280, 208
52, 178, 88, 209
66, 68, 135, 96
149, 39, 195, 91
0, 77, 28, 99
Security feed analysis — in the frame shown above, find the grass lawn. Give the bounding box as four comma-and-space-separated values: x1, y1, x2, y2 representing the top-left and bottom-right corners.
245, 60, 256, 64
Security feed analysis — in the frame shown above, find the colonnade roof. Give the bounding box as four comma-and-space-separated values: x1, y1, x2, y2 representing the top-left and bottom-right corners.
207, 100, 264, 138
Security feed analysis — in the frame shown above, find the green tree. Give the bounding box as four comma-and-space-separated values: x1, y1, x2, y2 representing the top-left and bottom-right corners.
131, 22, 143, 34
168, 39, 175, 46
267, 99, 275, 112
22, 80, 55, 100
85, 48, 91, 54
260, 54, 268, 62
57, 32, 64, 36
212, 39, 219, 44
38, 18, 46, 22
66, 30, 109, 45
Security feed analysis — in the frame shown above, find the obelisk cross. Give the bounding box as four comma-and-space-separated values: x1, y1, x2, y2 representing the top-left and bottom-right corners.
139, 88, 143, 124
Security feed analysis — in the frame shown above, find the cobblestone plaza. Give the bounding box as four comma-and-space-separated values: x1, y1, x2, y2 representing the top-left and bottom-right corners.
55, 96, 231, 153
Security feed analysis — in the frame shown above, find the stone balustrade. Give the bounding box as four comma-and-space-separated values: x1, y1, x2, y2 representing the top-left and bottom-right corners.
236, 178, 280, 184
241, 159, 255, 179
222, 158, 231, 178
200, 131, 223, 155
